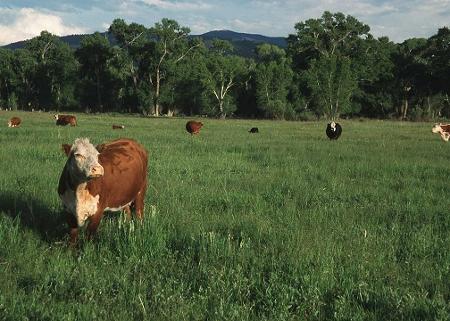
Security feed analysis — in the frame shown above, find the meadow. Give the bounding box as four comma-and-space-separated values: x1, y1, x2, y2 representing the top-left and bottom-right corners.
0, 111, 448, 320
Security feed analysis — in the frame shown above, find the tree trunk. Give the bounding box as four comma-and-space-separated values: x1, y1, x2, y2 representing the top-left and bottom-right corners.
96, 69, 102, 112
218, 100, 225, 119
154, 68, 160, 116
402, 98, 408, 119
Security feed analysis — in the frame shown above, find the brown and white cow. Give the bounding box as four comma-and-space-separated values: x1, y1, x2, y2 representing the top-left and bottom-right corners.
8, 117, 21, 127
432, 123, 450, 141
112, 124, 125, 129
186, 121, 203, 135
58, 138, 148, 244
54, 114, 77, 126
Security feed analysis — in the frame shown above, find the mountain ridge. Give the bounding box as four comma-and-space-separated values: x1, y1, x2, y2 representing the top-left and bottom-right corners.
2, 29, 287, 57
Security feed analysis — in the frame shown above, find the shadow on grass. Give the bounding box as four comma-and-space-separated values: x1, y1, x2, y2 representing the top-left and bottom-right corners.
0, 191, 66, 243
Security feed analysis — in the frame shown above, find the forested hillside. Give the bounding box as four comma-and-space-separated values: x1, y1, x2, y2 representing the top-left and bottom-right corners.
0, 11, 448, 120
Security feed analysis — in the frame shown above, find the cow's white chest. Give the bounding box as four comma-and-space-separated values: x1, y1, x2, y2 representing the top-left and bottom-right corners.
61, 183, 100, 227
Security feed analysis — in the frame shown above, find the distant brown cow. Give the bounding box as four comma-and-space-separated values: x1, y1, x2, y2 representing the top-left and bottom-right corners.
186, 121, 203, 135
112, 124, 125, 129
432, 123, 450, 141
54, 114, 77, 126
8, 117, 21, 127
58, 138, 148, 244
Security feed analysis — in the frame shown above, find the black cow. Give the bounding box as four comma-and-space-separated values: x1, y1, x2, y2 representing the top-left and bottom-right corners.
326, 122, 342, 140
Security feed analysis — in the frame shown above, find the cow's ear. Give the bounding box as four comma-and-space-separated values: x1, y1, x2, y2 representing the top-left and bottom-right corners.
96, 144, 106, 153
62, 144, 72, 156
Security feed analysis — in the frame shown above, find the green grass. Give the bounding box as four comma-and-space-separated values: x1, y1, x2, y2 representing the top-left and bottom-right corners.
0, 111, 449, 320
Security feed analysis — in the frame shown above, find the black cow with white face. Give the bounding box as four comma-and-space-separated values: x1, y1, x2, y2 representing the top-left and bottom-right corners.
326, 121, 342, 140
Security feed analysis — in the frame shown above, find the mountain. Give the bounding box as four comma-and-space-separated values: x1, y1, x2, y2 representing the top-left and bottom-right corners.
194, 30, 287, 57
3, 30, 287, 58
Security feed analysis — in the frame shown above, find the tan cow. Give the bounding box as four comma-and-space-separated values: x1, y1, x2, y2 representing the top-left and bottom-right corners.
54, 114, 77, 126
432, 123, 450, 141
8, 117, 21, 127
58, 138, 148, 244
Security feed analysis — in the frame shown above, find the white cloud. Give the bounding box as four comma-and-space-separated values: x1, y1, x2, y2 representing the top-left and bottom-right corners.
0, 8, 86, 45
138, 0, 212, 10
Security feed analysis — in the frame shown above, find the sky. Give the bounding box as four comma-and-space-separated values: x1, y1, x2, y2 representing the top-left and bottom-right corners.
0, 0, 449, 45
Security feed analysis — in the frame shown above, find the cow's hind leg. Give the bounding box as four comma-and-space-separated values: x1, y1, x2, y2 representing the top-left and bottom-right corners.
134, 181, 147, 220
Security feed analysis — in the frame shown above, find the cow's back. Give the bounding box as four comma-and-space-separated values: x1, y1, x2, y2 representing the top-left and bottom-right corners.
87, 139, 148, 209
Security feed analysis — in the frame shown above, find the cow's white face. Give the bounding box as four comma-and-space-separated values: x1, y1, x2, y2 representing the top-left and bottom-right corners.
432, 124, 442, 134
54, 114, 59, 120
330, 122, 336, 130
66, 138, 104, 180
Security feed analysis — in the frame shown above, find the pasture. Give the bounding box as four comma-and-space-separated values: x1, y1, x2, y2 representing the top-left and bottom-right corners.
0, 111, 448, 320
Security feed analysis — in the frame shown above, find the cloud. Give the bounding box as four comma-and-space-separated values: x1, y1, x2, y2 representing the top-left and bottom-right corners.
137, 0, 212, 10
0, 7, 86, 45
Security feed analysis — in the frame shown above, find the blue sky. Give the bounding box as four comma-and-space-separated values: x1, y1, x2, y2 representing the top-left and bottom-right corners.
0, 0, 449, 45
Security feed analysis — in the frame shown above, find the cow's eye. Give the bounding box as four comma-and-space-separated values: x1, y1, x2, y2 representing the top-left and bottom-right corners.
75, 153, 85, 160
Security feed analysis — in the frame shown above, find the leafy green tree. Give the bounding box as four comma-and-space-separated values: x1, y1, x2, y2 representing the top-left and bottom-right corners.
392, 38, 427, 119
306, 55, 356, 118
11, 49, 37, 109
287, 11, 372, 118
0, 48, 16, 109
76, 32, 114, 112
353, 36, 396, 117
109, 19, 152, 113
25, 31, 78, 111
254, 44, 293, 119
147, 18, 200, 116
421, 27, 450, 117
200, 39, 248, 118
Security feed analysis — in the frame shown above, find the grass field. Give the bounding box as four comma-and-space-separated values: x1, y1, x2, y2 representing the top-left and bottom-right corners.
0, 111, 449, 320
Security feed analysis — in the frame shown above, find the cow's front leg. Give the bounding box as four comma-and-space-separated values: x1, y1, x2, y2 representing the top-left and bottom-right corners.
86, 209, 104, 240
66, 212, 79, 246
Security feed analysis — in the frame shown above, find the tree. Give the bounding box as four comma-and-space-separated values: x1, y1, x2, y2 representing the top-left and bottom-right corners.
25, 31, 78, 111
109, 19, 152, 113
201, 39, 248, 118
0, 49, 16, 109
306, 55, 356, 118
76, 32, 113, 112
254, 44, 293, 119
147, 18, 200, 116
353, 36, 397, 118
11, 49, 37, 109
287, 11, 372, 118
392, 38, 427, 119
421, 28, 450, 117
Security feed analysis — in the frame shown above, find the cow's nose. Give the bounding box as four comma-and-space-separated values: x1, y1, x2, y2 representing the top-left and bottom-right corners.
90, 165, 104, 177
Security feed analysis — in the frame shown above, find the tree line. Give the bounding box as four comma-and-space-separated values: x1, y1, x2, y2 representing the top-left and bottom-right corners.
0, 11, 448, 120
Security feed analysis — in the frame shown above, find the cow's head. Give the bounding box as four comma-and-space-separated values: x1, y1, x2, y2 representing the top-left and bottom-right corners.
432, 123, 443, 134
54, 114, 59, 120
330, 121, 336, 130
62, 138, 104, 180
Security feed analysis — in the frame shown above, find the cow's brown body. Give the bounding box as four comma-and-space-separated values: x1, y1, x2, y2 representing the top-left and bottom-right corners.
8, 117, 21, 127
186, 121, 203, 135
432, 123, 450, 141
58, 138, 148, 244
55, 114, 77, 126
112, 124, 125, 129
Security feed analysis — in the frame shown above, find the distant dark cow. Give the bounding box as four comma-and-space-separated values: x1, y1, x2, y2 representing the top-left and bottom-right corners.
326, 121, 342, 140
249, 127, 259, 133
432, 123, 450, 141
8, 117, 21, 128
112, 124, 125, 129
186, 121, 203, 135
58, 138, 148, 244
54, 114, 77, 126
